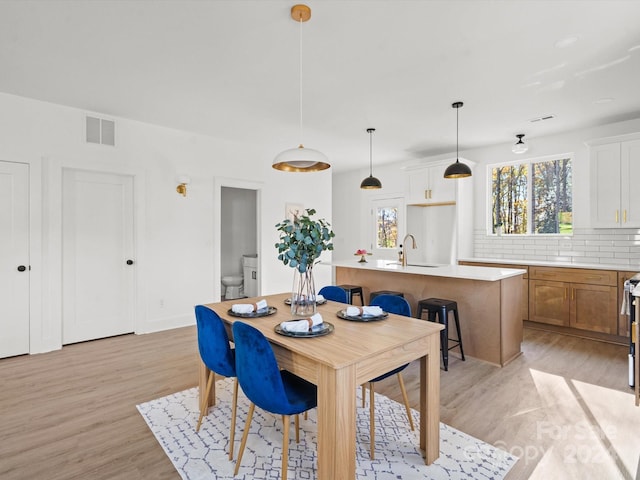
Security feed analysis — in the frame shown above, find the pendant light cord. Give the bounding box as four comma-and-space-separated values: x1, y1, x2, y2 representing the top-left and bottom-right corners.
298, 13, 303, 145
369, 129, 373, 175
456, 105, 459, 160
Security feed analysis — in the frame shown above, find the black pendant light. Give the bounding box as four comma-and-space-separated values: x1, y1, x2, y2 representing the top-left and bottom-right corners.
360, 128, 382, 189
444, 101, 472, 179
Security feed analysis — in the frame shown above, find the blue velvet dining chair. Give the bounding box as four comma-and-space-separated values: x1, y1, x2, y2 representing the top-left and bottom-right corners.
363, 294, 415, 459
232, 321, 317, 480
194, 305, 238, 460
318, 285, 348, 303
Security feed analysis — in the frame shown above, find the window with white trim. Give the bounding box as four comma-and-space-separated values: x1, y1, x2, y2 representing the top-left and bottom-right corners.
370, 197, 404, 253
489, 155, 572, 235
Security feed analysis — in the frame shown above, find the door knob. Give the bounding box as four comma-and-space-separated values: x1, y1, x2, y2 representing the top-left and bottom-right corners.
126, 259, 134, 265
17, 265, 27, 272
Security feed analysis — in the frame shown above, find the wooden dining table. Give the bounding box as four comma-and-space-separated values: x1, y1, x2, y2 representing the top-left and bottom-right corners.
201, 292, 444, 480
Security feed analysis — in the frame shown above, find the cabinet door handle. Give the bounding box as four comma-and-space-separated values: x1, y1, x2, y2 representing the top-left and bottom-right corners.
564, 288, 568, 300
624, 209, 627, 223
615, 210, 619, 223
571, 288, 575, 301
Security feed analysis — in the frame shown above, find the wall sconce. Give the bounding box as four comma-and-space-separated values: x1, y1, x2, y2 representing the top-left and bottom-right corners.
175, 175, 190, 197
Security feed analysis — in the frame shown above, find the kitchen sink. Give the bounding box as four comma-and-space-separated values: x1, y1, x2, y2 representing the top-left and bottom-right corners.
385, 261, 441, 268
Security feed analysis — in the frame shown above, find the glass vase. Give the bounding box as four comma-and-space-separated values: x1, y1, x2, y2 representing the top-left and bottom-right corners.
291, 267, 317, 317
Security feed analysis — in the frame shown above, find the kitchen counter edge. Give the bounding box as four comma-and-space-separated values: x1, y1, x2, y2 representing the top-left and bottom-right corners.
458, 257, 640, 272
329, 260, 526, 282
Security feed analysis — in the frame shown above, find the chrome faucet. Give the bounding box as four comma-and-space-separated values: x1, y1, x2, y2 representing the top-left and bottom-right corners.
401, 234, 417, 267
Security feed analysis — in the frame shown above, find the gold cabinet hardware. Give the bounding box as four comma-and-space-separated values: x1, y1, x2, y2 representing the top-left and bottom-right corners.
615, 210, 619, 223
624, 209, 627, 223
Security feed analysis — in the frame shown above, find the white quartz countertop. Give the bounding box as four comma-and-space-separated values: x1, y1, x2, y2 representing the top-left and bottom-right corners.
458, 257, 640, 272
330, 259, 526, 282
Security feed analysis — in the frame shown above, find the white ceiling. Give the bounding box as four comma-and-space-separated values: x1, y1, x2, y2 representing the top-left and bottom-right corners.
1, 0, 639, 173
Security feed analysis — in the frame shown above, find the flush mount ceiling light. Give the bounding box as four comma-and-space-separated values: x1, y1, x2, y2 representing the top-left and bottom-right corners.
360, 128, 382, 189
272, 4, 329, 173
444, 101, 472, 179
512, 134, 529, 154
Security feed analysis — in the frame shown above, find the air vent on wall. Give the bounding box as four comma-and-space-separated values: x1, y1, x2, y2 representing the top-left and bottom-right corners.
85, 115, 115, 146
529, 114, 556, 123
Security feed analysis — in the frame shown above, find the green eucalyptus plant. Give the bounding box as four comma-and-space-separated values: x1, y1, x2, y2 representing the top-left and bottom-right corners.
275, 208, 335, 273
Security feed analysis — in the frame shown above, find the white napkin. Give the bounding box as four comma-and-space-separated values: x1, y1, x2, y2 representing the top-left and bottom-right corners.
315, 294, 325, 302
231, 299, 268, 314
280, 313, 323, 333
346, 306, 383, 317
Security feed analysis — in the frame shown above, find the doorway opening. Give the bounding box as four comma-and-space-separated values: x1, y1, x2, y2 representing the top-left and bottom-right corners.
220, 186, 259, 300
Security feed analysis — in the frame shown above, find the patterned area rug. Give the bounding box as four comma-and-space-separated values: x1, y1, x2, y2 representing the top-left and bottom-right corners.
137, 378, 517, 479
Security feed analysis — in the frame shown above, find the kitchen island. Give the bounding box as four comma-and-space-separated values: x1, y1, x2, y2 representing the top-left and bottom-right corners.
333, 260, 526, 367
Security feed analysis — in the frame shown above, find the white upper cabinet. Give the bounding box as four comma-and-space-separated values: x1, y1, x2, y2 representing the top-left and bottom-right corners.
589, 138, 640, 228
406, 161, 456, 205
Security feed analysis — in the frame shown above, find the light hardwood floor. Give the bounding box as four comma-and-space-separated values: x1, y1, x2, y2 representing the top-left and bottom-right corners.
0, 327, 638, 479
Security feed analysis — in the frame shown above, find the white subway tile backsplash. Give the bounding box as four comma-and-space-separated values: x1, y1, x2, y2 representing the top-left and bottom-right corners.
585, 240, 615, 246
473, 227, 640, 266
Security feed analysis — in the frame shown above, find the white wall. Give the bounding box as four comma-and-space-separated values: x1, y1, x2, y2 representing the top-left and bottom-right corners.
332, 117, 640, 268
0, 92, 332, 353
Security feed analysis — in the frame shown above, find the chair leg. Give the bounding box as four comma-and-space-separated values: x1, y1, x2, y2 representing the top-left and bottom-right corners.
361, 384, 366, 408
196, 370, 215, 432
396, 373, 415, 431
282, 414, 290, 480
228, 378, 239, 460
234, 402, 255, 476
453, 308, 465, 361
294, 414, 300, 443
369, 381, 375, 460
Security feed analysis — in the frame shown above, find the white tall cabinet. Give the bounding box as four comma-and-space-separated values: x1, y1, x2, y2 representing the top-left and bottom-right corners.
589, 136, 640, 228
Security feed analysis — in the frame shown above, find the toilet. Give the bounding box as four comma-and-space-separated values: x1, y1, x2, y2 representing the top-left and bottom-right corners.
221, 274, 243, 300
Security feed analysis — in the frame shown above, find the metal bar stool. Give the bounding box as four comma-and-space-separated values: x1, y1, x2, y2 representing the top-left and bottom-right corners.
417, 298, 465, 371
337, 284, 364, 305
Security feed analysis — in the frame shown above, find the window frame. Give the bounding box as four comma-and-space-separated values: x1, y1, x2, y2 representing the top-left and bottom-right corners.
370, 196, 405, 255
486, 152, 573, 236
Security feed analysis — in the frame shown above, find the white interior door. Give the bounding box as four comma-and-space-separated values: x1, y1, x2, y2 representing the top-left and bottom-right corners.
62, 169, 135, 344
0, 161, 30, 358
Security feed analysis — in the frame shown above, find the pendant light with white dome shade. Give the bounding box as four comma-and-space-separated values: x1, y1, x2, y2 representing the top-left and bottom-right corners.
272, 4, 330, 172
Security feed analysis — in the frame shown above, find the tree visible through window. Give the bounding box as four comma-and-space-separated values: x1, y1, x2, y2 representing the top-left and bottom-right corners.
376, 206, 398, 248
491, 156, 572, 235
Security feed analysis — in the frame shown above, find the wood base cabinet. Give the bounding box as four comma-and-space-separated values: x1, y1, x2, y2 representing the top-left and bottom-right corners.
459, 261, 528, 321
529, 267, 617, 335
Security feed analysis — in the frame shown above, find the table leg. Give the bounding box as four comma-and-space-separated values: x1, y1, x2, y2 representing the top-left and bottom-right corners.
317, 364, 356, 480
420, 333, 440, 463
